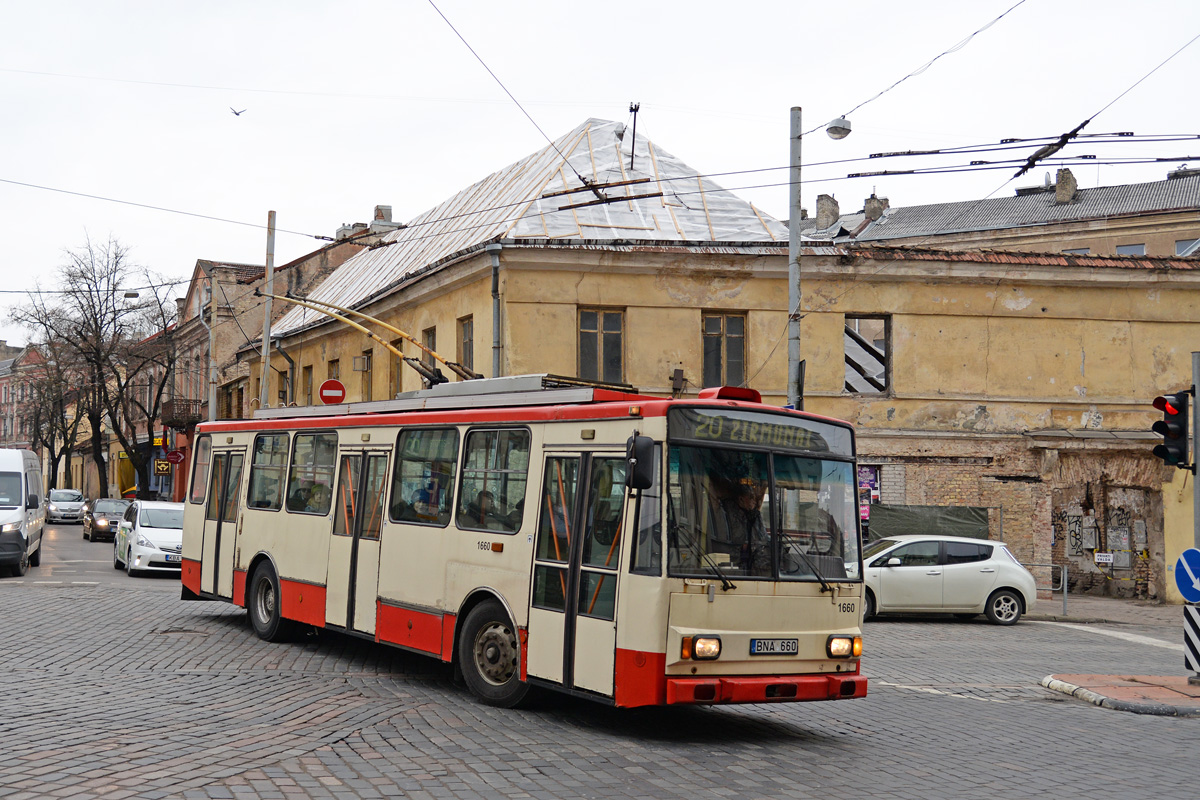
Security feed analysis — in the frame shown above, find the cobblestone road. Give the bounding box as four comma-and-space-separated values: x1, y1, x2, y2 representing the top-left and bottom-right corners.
1, 526, 1194, 800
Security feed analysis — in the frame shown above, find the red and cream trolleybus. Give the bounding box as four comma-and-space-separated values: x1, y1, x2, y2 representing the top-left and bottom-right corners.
181, 374, 866, 708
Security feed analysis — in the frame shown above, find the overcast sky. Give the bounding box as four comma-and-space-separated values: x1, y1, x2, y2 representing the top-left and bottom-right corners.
2, 0, 1198, 345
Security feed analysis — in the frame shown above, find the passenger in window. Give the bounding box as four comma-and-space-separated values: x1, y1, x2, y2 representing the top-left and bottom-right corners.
307, 484, 331, 514
466, 490, 503, 529
413, 464, 451, 523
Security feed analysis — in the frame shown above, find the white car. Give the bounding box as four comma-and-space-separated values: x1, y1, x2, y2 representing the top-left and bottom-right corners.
862, 534, 1036, 625
47, 489, 86, 524
113, 500, 184, 577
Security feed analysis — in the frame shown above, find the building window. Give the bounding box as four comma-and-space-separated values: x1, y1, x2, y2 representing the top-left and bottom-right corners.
1062, 247, 1089, 255
701, 313, 744, 388
388, 339, 403, 399
303, 365, 313, 406
422, 327, 437, 369
1115, 243, 1145, 256
327, 359, 340, 381
1176, 239, 1199, 256
845, 315, 889, 394
579, 309, 623, 384
357, 350, 373, 402
457, 316, 474, 375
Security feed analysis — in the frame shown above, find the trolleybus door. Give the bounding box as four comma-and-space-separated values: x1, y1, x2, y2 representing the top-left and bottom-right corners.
325, 449, 389, 633
201, 450, 245, 598
527, 453, 627, 697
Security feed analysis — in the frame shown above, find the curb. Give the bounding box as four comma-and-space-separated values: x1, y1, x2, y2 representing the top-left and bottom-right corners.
1025, 614, 1109, 624
1040, 675, 1200, 717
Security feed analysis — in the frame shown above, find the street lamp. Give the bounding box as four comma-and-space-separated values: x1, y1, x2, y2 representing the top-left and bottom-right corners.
787, 107, 852, 409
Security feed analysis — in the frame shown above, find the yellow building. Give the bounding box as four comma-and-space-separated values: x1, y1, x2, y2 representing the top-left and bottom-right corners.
241, 119, 1200, 603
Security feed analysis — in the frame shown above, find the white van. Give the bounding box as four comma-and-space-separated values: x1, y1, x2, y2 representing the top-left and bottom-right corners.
0, 449, 45, 577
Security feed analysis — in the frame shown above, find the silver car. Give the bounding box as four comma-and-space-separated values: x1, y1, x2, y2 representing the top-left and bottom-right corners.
862, 534, 1037, 625
47, 489, 85, 524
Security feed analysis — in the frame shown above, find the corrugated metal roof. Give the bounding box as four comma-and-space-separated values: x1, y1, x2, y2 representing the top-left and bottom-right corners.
809, 174, 1200, 242
273, 118, 788, 335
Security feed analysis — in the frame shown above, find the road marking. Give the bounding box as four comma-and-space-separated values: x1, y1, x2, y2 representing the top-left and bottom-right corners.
872, 681, 1009, 703
1030, 621, 1184, 652
33, 581, 64, 584
71, 581, 99, 585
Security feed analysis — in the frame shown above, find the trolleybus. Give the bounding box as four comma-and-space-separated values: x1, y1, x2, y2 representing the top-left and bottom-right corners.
182, 375, 866, 708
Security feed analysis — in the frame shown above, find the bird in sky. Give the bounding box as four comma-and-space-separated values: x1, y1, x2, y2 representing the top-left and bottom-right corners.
230, 107, 246, 116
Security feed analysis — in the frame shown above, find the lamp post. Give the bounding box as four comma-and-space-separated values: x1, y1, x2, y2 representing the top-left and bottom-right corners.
787, 107, 851, 410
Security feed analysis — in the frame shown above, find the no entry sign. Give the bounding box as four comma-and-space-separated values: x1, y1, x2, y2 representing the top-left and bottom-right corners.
319, 379, 346, 405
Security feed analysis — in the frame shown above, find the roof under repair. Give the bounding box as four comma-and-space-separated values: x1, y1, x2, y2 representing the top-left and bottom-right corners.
273, 118, 787, 336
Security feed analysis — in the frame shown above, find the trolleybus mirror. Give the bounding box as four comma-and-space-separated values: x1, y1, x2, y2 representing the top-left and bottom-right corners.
626, 433, 655, 490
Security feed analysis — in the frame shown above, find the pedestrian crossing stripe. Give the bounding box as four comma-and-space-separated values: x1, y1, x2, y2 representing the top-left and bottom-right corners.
1186, 605, 1200, 674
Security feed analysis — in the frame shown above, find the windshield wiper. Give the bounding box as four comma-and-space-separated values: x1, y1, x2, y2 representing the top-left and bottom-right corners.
786, 540, 834, 594
667, 495, 736, 591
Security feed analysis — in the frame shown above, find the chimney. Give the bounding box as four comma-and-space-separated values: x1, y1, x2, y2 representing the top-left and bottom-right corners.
1054, 168, 1078, 204
374, 205, 392, 223
174, 298, 186, 317
816, 194, 840, 230
863, 194, 890, 222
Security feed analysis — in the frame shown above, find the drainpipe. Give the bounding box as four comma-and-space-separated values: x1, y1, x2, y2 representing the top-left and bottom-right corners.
485, 243, 503, 378
273, 338, 295, 405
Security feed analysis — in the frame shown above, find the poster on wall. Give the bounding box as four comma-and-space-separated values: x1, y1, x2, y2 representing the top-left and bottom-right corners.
857, 465, 880, 521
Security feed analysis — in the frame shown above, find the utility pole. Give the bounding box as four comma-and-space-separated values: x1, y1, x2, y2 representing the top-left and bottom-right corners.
259, 210, 277, 411
787, 107, 804, 409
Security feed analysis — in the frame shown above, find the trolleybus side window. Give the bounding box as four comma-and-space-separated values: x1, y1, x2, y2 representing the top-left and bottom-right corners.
390, 428, 458, 527
629, 444, 663, 576
190, 435, 211, 504
456, 428, 530, 534
247, 433, 289, 511
286, 432, 338, 515
205, 453, 244, 523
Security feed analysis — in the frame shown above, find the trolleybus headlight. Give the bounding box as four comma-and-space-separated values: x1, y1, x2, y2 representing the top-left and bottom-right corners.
827, 635, 862, 658
682, 636, 721, 660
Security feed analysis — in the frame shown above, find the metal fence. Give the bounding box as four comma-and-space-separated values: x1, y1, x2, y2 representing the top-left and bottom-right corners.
1023, 562, 1068, 616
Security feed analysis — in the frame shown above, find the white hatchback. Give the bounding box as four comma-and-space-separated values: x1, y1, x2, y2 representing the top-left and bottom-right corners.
862, 535, 1036, 625
114, 500, 184, 577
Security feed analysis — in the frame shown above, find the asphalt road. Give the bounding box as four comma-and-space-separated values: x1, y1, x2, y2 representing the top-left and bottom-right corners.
0, 523, 1193, 800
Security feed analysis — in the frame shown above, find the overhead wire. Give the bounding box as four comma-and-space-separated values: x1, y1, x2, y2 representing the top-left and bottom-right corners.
802, 0, 1030, 136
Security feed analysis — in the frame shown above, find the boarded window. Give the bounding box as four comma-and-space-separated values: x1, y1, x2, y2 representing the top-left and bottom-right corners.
845, 315, 889, 394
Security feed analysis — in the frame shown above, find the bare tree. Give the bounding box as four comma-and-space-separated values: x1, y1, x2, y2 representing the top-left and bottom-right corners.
17, 236, 178, 500
24, 341, 87, 491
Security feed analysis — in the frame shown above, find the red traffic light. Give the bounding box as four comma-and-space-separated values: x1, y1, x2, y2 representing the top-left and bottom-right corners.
1153, 395, 1183, 415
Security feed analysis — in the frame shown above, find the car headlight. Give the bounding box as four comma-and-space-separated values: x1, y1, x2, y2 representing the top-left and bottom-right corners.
48, 504, 58, 512
136, 534, 158, 549
681, 636, 722, 660
95, 519, 108, 527
826, 635, 863, 658
1, 522, 20, 533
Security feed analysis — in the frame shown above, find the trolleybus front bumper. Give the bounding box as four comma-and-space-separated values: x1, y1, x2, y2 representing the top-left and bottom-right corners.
665, 673, 867, 705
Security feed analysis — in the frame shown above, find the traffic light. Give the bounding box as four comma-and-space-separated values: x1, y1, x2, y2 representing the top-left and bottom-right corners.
1152, 389, 1192, 469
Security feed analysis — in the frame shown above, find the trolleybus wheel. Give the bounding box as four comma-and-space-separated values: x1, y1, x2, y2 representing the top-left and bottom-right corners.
459, 600, 530, 708
248, 562, 297, 642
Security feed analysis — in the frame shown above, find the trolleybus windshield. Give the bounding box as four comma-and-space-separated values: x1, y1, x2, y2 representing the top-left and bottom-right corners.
666, 408, 861, 583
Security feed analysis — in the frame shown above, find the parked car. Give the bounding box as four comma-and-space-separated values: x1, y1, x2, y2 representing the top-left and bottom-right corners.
113, 500, 184, 577
862, 534, 1036, 625
0, 449, 45, 577
83, 498, 131, 542
47, 489, 86, 524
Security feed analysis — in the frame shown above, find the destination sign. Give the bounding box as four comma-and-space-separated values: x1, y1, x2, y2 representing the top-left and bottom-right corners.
669, 408, 851, 456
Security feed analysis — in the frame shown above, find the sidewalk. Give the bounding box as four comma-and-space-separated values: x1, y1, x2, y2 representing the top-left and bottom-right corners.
1030, 594, 1200, 717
